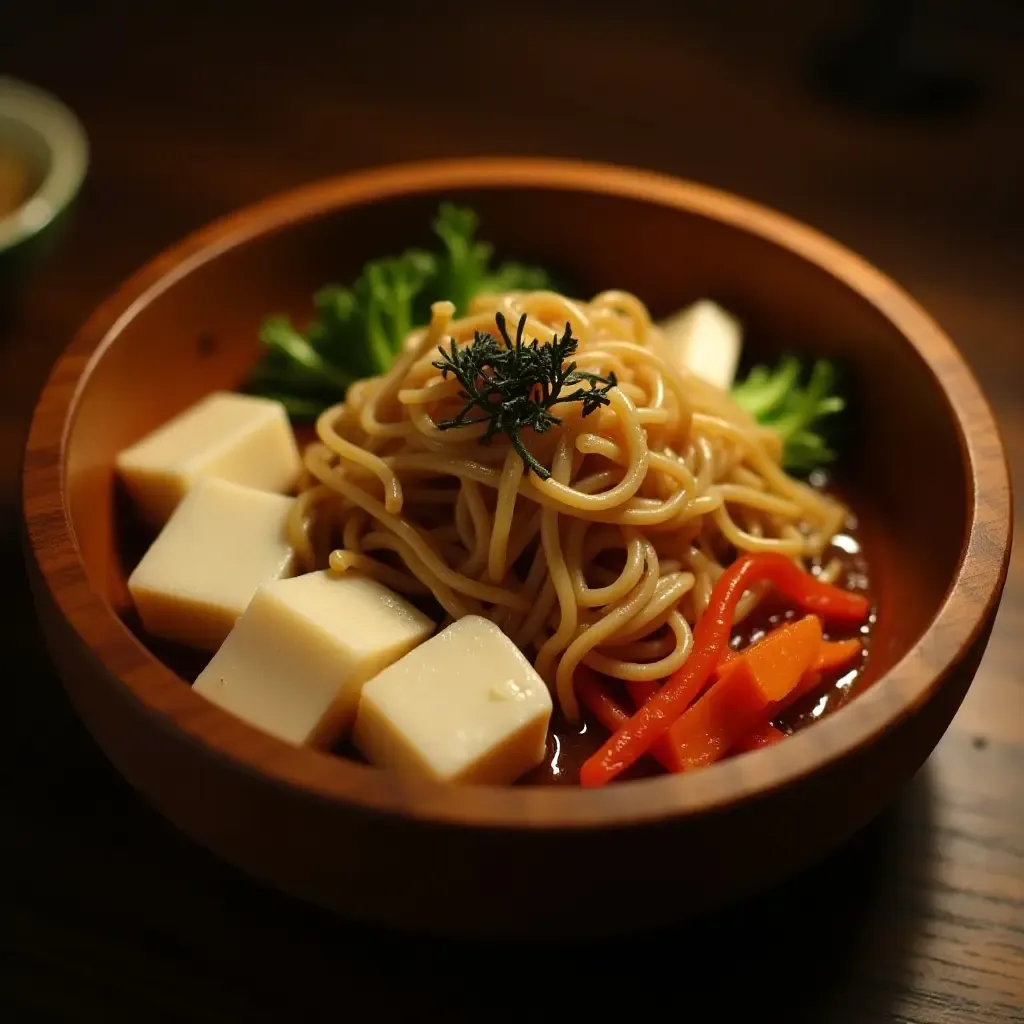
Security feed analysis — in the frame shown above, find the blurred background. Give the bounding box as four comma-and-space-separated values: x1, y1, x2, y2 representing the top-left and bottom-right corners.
1, 1, 1021, 1021
2, 0, 1021, 500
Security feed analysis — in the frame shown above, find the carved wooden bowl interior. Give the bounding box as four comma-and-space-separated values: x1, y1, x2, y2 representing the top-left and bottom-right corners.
23, 160, 1012, 937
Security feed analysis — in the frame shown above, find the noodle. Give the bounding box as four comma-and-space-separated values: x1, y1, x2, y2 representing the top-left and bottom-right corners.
288, 290, 849, 723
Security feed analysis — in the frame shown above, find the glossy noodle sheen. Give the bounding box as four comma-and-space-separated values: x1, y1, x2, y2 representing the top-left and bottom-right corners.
288, 290, 848, 722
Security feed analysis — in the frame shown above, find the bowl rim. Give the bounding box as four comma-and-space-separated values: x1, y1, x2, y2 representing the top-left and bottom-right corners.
22, 157, 1013, 830
0, 76, 89, 253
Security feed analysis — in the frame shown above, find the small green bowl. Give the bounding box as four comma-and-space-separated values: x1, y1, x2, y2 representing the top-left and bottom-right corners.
0, 77, 88, 301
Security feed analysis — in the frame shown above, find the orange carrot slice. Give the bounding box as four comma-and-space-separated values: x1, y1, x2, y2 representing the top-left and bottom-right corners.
719, 615, 823, 702
733, 724, 786, 752
730, 654, 847, 756
774, 670, 823, 715
662, 615, 823, 771
718, 632, 860, 679
591, 621, 859, 778
580, 553, 869, 787
659, 661, 777, 769
813, 637, 862, 674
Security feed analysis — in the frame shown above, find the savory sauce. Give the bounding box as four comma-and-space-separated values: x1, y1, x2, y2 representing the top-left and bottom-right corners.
116, 481, 874, 787
522, 517, 874, 785
0, 148, 32, 219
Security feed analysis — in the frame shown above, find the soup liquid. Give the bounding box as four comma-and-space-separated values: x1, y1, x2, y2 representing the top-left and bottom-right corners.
523, 523, 874, 784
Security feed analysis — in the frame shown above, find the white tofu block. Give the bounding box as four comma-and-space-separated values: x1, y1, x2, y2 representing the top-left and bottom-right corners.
128, 478, 296, 651
659, 299, 743, 392
354, 615, 553, 785
116, 391, 302, 527
193, 572, 435, 747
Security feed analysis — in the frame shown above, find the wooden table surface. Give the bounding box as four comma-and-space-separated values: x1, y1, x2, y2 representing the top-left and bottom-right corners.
2, 3, 1021, 1021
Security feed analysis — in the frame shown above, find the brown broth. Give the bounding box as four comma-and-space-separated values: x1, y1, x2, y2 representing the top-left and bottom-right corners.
116, 478, 875, 787
520, 517, 873, 785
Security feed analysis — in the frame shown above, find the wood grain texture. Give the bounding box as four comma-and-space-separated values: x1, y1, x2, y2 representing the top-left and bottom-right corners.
2, 0, 1022, 1019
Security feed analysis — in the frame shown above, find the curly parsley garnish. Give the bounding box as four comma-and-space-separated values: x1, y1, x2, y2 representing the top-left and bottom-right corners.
433, 312, 617, 479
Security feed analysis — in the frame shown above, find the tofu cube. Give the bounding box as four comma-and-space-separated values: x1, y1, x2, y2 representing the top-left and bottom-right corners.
116, 391, 302, 527
659, 299, 743, 392
128, 477, 296, 651
354, 615, 553, 785
193, 571, 435, 747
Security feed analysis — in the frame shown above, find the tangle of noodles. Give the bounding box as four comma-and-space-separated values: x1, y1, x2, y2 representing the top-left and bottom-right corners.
289, 290, 849, 723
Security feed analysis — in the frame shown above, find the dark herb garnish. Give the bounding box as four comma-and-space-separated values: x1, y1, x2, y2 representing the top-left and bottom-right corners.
433, 312, 617, 480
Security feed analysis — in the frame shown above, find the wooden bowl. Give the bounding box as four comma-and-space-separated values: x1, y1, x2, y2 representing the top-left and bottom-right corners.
22, 159, 1012, 937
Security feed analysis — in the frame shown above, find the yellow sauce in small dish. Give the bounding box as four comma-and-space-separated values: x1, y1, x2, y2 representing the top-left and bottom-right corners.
0, 148, 31, 218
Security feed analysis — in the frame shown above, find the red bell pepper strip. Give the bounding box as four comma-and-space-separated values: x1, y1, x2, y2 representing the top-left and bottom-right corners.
578, 552, 870, 787
575, 668, 672, 771
661, 615, 822, 771
575, 666, 631, 733
626, 679, 659, 709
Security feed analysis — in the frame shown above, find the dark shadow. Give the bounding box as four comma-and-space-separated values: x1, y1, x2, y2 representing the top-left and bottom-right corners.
810, 0, 984, 120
